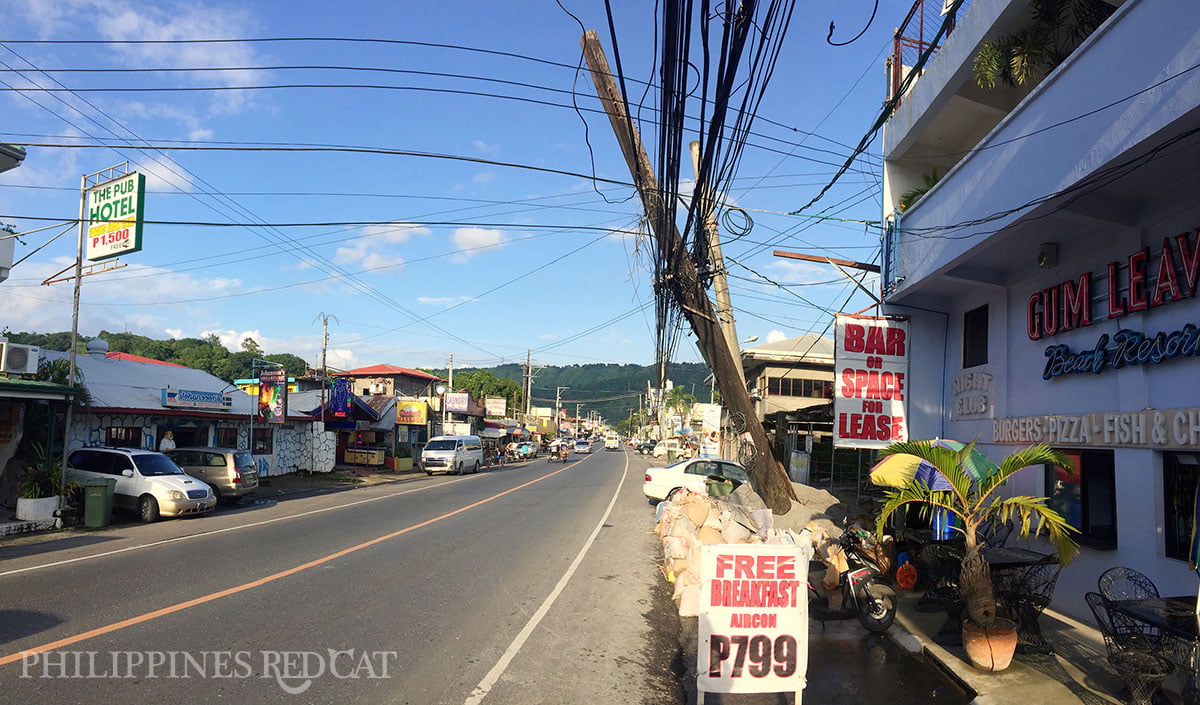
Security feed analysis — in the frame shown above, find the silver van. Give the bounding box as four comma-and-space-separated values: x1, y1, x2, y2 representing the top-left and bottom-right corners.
165, 447, 259, 503
421, 435, 484, 475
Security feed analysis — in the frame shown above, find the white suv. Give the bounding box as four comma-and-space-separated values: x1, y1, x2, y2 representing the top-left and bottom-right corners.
66, 447, 216, 522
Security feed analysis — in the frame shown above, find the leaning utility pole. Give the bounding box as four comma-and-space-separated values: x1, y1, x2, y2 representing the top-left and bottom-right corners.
582, 29, 795, 512
689, 141, 745, 388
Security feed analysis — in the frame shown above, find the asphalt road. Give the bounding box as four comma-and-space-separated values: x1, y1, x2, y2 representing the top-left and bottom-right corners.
0, 447, 681, 704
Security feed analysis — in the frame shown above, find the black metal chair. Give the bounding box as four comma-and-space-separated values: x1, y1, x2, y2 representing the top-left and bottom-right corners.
920, 543, 966, 646
1099, 567, 1160, 603
1000, 554, 1062, 654
1085, 592, 1174, 705
977, 517, 1014, 550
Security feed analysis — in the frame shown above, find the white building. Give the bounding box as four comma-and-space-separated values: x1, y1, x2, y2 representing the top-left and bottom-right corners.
51, 340, 335, 477
880, 0, 1200, 618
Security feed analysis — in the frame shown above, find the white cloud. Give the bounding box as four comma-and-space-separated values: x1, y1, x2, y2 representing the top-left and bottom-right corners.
137, 153, 195, 193
766, 329, 787, 343
451, 227, 507, 262
325, 348, 357, 370
96, 4, 265, 115
165, 328, 184, 339
333, 222, 429, 273
0, 258, 245, 336
473, 172, 496, 184
537, 333, 558, 340
472, 140, 501, 156
769, 258, 833, 284
418, 296, 474, 307
200, 328, 263, 352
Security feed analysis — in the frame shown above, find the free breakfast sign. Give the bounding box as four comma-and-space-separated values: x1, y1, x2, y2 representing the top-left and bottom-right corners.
698, 544, 810, 696
833, 314, 909, 448
86, 172, 146, 262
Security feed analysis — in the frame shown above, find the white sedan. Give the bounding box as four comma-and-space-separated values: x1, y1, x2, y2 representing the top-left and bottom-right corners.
643, 457, 750, 503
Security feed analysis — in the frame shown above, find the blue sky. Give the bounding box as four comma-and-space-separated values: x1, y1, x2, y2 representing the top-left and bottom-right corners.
0, 0, 898, 371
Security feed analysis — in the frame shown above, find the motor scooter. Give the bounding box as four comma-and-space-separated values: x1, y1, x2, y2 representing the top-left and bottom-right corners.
807, 526, 897, 633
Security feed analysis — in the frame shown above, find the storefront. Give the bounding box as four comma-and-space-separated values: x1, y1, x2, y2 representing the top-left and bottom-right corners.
49, 342, 335, 477
875, 0, 1200, 622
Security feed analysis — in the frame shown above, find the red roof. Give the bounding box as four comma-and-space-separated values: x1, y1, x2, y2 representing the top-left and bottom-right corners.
105, 351, 189, 368
338, 364, 443, 381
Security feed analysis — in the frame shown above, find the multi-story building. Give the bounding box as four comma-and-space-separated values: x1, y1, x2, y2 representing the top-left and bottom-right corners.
880, 0, 1200, 617
740, 334, 835, 459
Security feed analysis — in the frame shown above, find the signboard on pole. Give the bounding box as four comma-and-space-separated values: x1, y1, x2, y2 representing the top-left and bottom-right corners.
833, 314, 909, 448
257, 368, 288, 424
484, 397, 507, 417
698, 543, 810, 697
86, 172, 146, 262
445, 392, 470, 413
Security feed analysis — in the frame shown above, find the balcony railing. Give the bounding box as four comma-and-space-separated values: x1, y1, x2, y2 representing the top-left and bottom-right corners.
887, 0, 973, 104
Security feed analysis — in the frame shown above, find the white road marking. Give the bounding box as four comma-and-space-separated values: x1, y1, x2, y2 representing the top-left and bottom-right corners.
0, 475, 473, 579
464, 453, 628, 705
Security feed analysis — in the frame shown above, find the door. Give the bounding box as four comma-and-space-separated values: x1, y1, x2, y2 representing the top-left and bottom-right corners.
106, 453, 140, 509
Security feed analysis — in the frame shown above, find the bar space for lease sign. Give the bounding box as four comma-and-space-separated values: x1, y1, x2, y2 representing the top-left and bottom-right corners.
833, 314, 909, 448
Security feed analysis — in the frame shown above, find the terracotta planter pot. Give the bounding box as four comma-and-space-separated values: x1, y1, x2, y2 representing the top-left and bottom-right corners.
962, 618, 1017, 672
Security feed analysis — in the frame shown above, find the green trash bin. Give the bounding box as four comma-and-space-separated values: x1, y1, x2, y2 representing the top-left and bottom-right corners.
84, 478, 116, 528
706, 475, 735, 497
666, 449, 677, 463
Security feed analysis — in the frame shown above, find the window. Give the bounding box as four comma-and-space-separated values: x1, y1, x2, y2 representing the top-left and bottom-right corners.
963, 304, 989, 368
1045, 449, 1116, 549
252, 427, 274, 455
216, 427, 238, 448
766, 377, 833, 398
1164, 453, 1200, 563
106, 427, 142, 448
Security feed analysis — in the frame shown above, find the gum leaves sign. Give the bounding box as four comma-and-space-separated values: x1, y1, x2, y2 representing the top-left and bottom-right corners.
86, 172, 146, 262
698, 544, 810, 697
834, 314, 909, 448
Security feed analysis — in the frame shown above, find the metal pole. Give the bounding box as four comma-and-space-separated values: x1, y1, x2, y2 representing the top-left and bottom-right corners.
58, 172, 88, 511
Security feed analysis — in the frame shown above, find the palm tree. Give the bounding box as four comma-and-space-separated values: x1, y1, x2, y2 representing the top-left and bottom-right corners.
874, 440, 1079, 628
663, 385, 696, 416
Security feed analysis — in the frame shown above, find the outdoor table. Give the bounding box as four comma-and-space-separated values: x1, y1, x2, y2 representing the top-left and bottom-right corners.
984, 547, 1058, 653
1110, 596, 1200, 704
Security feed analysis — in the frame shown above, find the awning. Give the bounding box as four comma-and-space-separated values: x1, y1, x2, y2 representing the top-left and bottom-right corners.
480, 428, 505, 439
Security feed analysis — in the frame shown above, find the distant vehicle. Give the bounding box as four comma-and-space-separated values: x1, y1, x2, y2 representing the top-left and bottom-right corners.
574, 439, 593, 454
66, 447, 216, 522
165, 447, 258, 503
643, 457, 749, 503
604, 436, 620, 451
421, 435, 483, 475
652, 438, 682, 459
636, 440, 656, 455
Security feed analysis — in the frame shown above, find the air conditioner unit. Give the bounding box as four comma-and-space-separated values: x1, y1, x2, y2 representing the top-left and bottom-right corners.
0, 343, 39, 375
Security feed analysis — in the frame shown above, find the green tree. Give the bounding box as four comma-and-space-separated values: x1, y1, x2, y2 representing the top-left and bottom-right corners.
454, 369, 523, 415
241, 337, 264, 356
664, 385, 697, 415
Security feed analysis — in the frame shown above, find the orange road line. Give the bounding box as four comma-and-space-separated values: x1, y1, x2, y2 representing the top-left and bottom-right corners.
0, 460, 580, 667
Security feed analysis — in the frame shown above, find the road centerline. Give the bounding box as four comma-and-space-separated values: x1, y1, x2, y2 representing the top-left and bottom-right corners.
0, 459, 583, 667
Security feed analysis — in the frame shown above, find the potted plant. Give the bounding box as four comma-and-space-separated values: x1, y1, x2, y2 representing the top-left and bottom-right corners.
16, 443, 78, 522
874, 440, 1079, 671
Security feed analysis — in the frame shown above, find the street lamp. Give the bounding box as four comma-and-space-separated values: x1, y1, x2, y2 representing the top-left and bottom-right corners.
435, 384, 448, 434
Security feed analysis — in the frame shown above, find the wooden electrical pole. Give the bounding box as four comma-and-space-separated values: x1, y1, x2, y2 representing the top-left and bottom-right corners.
581, 29, 795, 512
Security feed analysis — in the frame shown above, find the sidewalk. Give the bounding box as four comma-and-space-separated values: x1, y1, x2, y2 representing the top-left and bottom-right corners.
892, 589, 1134, 705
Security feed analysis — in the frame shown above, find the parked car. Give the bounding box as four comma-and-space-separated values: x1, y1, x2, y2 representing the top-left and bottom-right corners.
165, 447, 258, 503
636, 440, 657, 455
643, 457, 749, 503
421, 435, 484, 475
66, 446, 216, 522
652, 438, 683, 459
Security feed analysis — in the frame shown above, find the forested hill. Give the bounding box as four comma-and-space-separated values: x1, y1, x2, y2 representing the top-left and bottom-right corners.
4, 329, 711, 424
486, 361, 713, 424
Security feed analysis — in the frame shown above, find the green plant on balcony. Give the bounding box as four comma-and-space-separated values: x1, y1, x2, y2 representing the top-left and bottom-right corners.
973, 0, 1115, 89
897, 168, 940, 213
